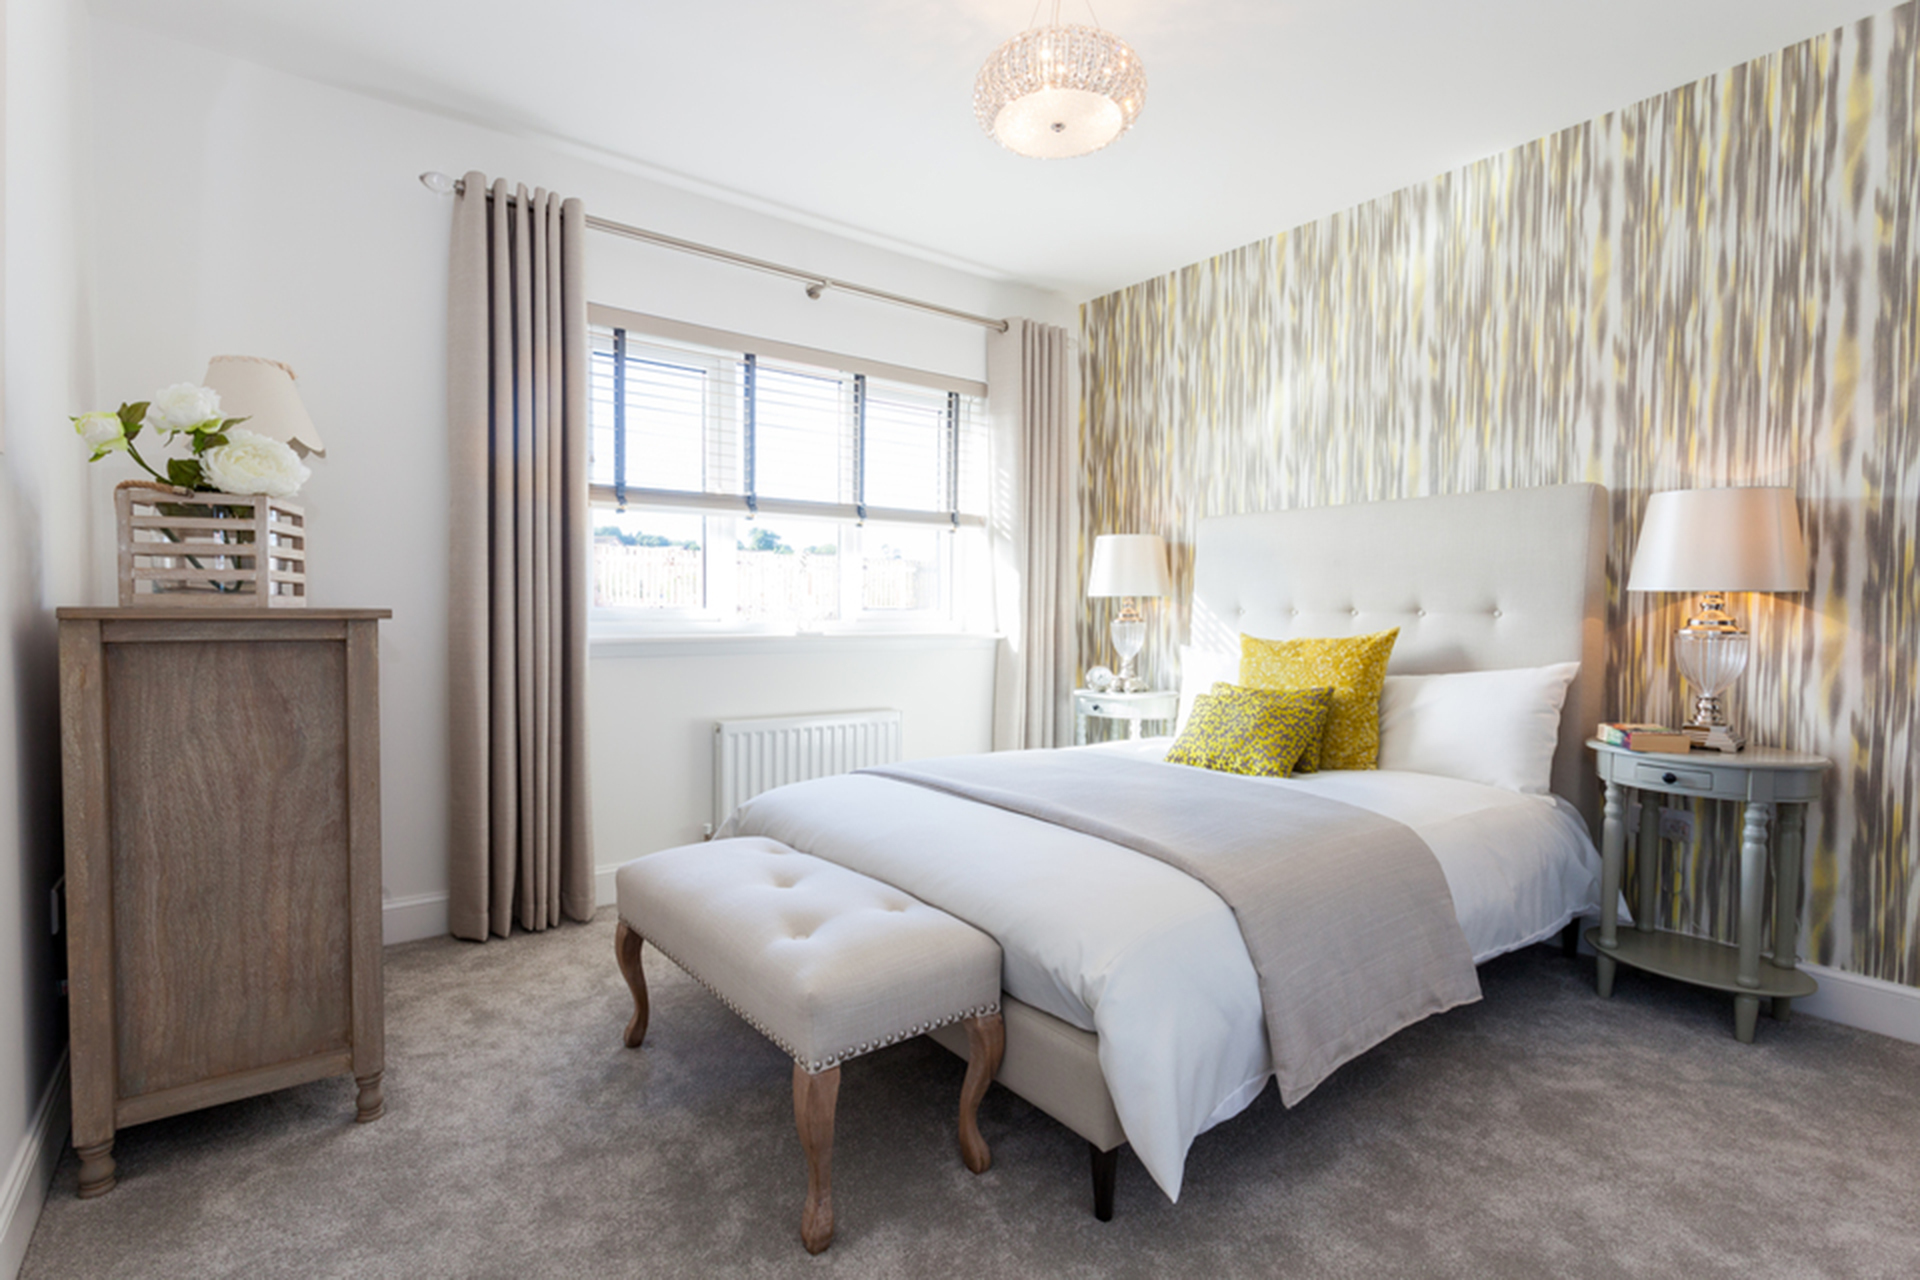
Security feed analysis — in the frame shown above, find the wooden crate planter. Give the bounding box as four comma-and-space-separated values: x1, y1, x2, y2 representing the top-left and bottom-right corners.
115, 482, 307, 607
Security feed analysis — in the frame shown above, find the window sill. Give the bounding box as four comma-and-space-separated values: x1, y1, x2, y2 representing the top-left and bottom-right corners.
589, 631, 1002, 660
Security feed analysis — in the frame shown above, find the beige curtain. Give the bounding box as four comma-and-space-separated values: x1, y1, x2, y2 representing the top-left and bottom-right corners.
446, 172, 595, 940
987, 319, 1079, 750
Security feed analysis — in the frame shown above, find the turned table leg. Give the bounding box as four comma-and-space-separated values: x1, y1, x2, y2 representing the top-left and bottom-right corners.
1595, 780, 1627, 998
354, 1071, 385, 1123
958, 1013, 1005, 1174
75, 1140, 116, 1199
794, 1064, 840, 1255
1771, 804, 1807, 1023
614, 921, 650, 1049
1733, 801, 1774, 1044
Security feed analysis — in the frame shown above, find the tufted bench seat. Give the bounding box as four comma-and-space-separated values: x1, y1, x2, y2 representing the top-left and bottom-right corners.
613, 836, 1005, 1254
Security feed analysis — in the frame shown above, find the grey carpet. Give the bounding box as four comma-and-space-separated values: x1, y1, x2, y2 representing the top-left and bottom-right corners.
22, 911, 1920, 1279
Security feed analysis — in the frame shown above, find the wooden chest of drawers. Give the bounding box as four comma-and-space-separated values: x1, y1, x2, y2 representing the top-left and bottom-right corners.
56, 608, 389, 1196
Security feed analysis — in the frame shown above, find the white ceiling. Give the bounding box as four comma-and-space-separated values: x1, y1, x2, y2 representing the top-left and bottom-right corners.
94, 0, 1895, 300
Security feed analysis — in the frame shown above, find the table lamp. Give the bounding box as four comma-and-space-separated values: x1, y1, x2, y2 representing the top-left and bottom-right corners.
1626, 487, 1809, 752
202, 356, 326, 457
1088, 534, 1170, 693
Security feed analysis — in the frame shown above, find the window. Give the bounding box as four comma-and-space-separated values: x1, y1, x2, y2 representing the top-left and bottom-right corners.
588, 313, 989, 631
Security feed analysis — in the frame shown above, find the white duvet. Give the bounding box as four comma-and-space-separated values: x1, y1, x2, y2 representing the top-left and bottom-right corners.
721, 739, 1601, 1201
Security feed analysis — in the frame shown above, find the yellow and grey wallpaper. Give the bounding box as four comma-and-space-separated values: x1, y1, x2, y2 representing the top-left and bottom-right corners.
1081, 5, 1920, 986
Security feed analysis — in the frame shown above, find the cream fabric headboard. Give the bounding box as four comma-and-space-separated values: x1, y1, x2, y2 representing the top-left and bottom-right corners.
1190, 484, 1609, 827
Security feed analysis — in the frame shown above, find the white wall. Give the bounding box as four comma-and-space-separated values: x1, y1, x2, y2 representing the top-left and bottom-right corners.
1, 0, 94, 1270
86, 19, 1073, 942
586, 634, 997, 896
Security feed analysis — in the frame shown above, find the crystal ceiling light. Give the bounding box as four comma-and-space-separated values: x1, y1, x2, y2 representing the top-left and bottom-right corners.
973, 2, 1147, 159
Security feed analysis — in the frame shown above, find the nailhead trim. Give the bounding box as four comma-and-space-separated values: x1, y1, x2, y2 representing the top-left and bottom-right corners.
634, 927, 1000, 1076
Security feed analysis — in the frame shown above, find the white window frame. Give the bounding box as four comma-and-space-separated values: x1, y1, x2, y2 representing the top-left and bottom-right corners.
587, 305, 988, 636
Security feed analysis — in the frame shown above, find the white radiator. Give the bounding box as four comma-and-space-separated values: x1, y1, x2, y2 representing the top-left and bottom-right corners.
713, 710, 904, 829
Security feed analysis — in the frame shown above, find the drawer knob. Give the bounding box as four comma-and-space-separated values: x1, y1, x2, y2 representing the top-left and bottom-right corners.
1662, 772, 1678, 785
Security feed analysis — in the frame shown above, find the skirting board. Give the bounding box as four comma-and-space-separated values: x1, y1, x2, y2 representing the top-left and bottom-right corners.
2, 1052, 70, 1280
383, 892, 450, 945
381, 874, 620, 945
1796, 962, 1920, 1045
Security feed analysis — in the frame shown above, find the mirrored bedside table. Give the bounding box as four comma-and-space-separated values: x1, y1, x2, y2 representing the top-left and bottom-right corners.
1074, 689, 1178, 745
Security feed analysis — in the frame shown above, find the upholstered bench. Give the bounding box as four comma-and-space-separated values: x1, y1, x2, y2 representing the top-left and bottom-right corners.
613, 837, 1005, 1254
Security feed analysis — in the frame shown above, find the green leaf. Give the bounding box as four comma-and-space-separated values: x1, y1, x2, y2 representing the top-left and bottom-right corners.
166, 458, 204, 489
118, 402, 149, 435
197, 433, 229, 452
219, 415, 250, 431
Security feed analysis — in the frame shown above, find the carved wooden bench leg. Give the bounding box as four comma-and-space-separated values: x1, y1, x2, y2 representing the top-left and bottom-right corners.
793, 1064, 840, 1254
614, 920, 650, 1049
958, 1012, 1004, 1174
1090, 1142, 1119, 1222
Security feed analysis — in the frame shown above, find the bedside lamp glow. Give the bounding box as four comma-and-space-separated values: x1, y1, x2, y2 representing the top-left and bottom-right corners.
1088, 534, 1170, 693
1627, 487, 1809, 752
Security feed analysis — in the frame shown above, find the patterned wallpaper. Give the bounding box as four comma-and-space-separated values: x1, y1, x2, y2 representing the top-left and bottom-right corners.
1079, 5, 1920, 986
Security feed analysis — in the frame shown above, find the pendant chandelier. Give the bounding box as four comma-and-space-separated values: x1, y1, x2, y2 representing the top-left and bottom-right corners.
973, 2, 1147, 159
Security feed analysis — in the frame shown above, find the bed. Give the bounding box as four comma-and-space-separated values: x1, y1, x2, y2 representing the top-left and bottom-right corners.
717, 484, 1611, 1212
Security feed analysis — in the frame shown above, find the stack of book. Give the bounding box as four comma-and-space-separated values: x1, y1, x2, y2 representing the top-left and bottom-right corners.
1596, 722, 1692, 753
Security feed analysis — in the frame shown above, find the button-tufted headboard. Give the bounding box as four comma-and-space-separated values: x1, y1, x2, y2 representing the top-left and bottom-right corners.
1189, 484, 1610, 827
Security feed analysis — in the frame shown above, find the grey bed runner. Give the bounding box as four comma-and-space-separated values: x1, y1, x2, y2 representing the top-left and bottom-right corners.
861, 751, 1481, 1105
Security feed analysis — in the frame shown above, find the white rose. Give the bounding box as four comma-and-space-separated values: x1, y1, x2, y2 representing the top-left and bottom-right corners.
74, 412, 127, 455
143, 383, 224, 434
200, 428, 312, 498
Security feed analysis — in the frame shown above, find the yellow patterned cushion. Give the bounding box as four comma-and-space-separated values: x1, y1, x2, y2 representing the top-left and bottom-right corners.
1239, 629, 1400, 771
1206, 680, 1332, 774
1164, 685, 1333, 778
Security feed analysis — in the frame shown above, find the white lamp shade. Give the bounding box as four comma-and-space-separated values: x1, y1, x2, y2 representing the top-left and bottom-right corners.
1088, 534, 1170, 598
202, 355, 325, 457
1627, 487, 1808, 593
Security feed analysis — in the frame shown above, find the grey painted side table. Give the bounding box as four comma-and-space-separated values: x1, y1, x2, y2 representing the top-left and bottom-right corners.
1584, 739, 1830, 1043
1074, 689, 1178, 744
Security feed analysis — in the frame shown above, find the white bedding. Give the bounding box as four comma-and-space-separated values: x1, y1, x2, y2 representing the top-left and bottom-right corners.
721, 740, 1601, 1202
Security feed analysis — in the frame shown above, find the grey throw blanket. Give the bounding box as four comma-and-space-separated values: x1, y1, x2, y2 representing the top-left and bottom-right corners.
862, 751, 1481, 1105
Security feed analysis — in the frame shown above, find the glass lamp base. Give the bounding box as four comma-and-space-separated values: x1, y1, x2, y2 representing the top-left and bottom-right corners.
1111, 615, 1146, 693
1675, 628, 1750, 753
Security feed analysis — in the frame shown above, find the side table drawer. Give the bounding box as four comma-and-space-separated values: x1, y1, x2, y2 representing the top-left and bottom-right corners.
1080, 695, 1177, 720
1632, 760, 1717, 792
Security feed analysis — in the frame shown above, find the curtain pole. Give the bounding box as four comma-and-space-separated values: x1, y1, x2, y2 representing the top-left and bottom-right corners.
421, 172, 1011, 334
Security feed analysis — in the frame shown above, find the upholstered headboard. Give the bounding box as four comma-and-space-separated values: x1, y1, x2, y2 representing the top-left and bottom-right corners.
1190, 484, 1610, 827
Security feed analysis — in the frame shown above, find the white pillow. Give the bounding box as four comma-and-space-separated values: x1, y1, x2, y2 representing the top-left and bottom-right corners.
1375, 662, 1580, 795
1175, 644, 1242, 734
